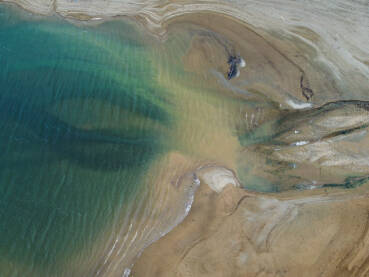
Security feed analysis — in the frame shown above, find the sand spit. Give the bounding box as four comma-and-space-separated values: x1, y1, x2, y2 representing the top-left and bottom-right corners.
132, 167, 369, 277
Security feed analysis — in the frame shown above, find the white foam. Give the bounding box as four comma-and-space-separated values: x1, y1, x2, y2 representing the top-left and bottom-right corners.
286, 99, 312, 109
292, 141, 309, 146
193, 175, 201, 185
240, 58, 246, 68
123, 268, 131, 277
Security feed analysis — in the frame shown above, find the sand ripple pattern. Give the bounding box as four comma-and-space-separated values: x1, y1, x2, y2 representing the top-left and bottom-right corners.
3, 0, 368, 102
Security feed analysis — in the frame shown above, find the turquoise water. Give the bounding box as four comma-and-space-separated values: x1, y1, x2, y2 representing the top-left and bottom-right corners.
0, 6, 169, 276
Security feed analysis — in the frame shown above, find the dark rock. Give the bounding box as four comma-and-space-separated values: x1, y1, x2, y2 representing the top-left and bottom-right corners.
300, 75, 314, 101
227, 55, 241, 80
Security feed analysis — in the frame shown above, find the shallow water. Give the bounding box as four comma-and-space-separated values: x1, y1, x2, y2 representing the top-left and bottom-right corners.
0, 5, 258, 276
0, 6, 171, 276
1, 1, 328, 274
4, 2, 367, 275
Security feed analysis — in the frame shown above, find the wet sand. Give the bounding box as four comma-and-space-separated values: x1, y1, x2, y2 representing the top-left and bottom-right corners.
132, 167, 369, 277
1, 0, 369, 276
131, 7, 369, 277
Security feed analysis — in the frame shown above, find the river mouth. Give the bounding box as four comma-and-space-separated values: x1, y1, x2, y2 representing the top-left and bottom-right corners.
1, 2, 369, 277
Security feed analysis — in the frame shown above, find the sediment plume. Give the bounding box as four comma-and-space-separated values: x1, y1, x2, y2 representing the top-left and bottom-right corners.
1, 1, 369, 276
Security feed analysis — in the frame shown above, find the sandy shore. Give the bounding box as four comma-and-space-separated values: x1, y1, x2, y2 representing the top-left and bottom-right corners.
1, 0, 368, 94
131, 6, 369, 276
132, 167, 369, 277
1, 1, 369, 276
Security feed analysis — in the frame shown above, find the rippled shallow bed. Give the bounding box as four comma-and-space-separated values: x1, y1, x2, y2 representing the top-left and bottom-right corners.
0, 1, 369, 277
0, 5, 254, 276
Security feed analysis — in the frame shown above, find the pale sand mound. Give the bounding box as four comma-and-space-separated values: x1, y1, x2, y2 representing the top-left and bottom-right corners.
201, 167, 239, 193
132, 168, 369, 277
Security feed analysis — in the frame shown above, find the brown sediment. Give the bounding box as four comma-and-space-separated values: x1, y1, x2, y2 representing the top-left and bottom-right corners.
164, 12, 345, 108
100, 13, 369, 275
182, 33, 231, 77
238, 100, 369, 191
131, 168, 369, 277
129, 11, 369, 273
2, 0, 367, 105
61, 152, 205, 277
1, 2, 369, 276
128, 98, 369, 275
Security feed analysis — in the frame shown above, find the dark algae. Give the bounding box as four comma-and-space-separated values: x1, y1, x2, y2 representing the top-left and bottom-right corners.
323, 175, 369, 189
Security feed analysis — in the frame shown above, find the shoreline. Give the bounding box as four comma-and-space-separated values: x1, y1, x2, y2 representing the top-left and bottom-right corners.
132, 165, 369, 277
1, 0, 368, 85
3, 0, 368, 107
1, 2, 369, 276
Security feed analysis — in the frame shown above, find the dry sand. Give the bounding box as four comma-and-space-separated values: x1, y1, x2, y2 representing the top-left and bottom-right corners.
132, 167, 369, 277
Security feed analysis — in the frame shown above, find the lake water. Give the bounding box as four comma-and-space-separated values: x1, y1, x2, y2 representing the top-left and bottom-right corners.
0, 5, 274, 276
